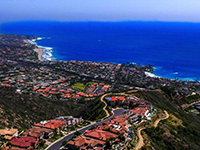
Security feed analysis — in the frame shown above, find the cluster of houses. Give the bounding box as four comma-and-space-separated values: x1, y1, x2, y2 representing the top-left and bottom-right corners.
0, 59, 112, 101
126, 102, 155, 124
59, 61, 121, 82
1, 34, 200, 98
106, 95, 141, 108
0, 34, 38, 61
106, 95, 155, 124
1, 35, 200, 99
64, 115, 133, 150
0, 116, 83, 150
33, 82, 110, 100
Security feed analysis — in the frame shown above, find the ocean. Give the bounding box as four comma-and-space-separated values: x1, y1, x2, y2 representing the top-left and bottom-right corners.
1, 21, 200, 81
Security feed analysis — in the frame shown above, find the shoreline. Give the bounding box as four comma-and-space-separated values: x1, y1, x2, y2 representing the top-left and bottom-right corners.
34, 48, 43, 61
29, 38, 199, 82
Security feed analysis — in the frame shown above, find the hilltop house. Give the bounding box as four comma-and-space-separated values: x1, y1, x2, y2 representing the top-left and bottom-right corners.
23, 126, 54, 140
54, 116, 84, 126
34, 120, 67, 133
68, 135, 105, 150
84, 129, 118, 141
97, 116, 127, 134
0, 128, 18, 140
9, 136, 37, 149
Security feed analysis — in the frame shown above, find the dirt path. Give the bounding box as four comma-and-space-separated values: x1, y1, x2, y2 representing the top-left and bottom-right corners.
134, 110, 169, 150
181, 99, 200, 109
134, 127, 145, 150
154, 110, 169, 127
100, 93, 111, 119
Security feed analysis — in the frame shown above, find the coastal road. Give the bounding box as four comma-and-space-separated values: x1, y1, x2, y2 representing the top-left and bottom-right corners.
46, 108, 126, 150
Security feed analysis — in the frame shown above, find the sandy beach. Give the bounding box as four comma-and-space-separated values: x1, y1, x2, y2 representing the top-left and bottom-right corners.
34, 48, 43, 61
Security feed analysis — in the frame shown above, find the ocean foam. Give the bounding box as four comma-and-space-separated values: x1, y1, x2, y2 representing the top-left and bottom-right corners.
37, 37, 42, 40
172, 72, 178, 75
28, 37, 54, 61
38, 46, 53, 61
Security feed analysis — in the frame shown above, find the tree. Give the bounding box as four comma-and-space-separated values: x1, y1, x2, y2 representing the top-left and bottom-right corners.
74, 131, 81, 137
39, 139, 46, 147
90, 126, 96, 130
62, 140, 68, 146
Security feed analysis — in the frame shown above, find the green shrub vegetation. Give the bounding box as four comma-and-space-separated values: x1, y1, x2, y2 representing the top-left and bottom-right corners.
71, 83, 86, 91
134, 90, 200, 150
0, 87, 106, 129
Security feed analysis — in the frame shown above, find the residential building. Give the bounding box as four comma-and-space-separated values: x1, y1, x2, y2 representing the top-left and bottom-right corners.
23, 126, 54, 140
68, 135, 105, 150
0, 128, 18, 140
84, 129, 118, 141
35, 120, 67, 132
9, 136, 37, 149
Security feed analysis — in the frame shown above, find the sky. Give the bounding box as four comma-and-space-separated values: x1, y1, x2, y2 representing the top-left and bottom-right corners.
1, 0, 200, 24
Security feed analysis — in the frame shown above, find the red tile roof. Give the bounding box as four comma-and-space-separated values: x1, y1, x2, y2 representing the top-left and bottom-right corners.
111, 96, 125, 101
35, 120, 66, 130
9, 136, 36, 148
68, 135, 105, 148
97, 116, 127, 134
130, 107, 148, 115
23, 126, 53, 138
3, 146, 26, 150
84, 129, 118, 141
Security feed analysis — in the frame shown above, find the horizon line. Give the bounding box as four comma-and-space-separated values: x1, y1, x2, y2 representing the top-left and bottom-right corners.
2, 20, 200, 25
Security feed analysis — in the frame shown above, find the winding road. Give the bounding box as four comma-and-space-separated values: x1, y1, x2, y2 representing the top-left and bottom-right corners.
134, 110, 169, 150
46, 108, 126, 150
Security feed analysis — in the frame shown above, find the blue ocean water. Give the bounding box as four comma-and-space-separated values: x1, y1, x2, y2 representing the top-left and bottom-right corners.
1, 21, 200, 81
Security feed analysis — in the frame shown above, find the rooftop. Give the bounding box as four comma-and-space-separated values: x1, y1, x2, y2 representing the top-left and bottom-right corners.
23, 126, 53, 138
0, 128, 18, 136
84, 129, 118, 141
35, 120, 66, 130
9, 136, 36, 148
130, 107, 148, 115
68, 135, 105, 148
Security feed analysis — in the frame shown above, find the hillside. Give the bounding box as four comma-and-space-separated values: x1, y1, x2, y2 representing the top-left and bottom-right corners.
0, 87, 106, 129
132, 89, 200, 150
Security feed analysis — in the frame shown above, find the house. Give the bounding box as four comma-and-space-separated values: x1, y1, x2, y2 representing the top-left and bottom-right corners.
68, 135, 105, 150
130, 107, 148, 116
0, 128, 18, 140
97, 116, 127, 134
138, 101, 152, 110
1, 145, 26, 150
123, 96, 141, 108
9, 136, 37, 149
35, 120, 67, 132
128, 113, 142, 123
129, 107, 149, 121
55, 116, 84, 126
110, 96, 125, 107
23, 126, 54, 140
84, 129, 118, 141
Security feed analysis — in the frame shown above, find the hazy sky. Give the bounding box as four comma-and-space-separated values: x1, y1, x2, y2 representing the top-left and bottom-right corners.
1, 0, 200, 23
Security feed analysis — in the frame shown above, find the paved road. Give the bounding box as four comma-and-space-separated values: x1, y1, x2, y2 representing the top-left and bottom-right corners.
46, 108, 126, 150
